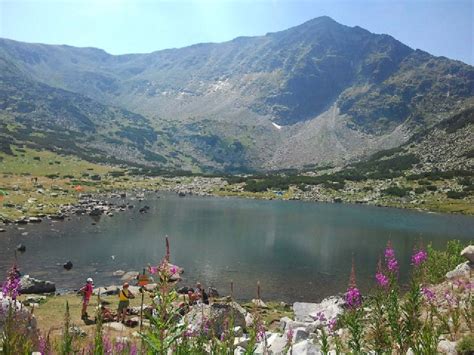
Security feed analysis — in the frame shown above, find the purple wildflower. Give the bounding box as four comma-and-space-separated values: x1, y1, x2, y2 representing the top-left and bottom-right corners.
148, 265, 158, 275
444, 290, 455, 307
387, 258, 399, 272
411, 250, 427, 267
345, 286, 362, 309
328, 318, 337, 335
313, 311, 327, 323
375, 272, 389, 288
422, 287, 435, 303
384, 242, 395, 260
2, 264, 21, 300
286, 328, 294, 344
384, 241, 399, 273
130, 343, 138, 355
256, 322, 266, 342
169, 265, 177, 275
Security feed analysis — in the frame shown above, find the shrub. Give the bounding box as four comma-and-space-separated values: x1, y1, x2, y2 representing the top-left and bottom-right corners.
426, 185, 437, 192
447, 191, 468, 199
383, 186, 411, 197
456, 334, 474, 355
424, 240, 466, 284
414, 187, 425, 194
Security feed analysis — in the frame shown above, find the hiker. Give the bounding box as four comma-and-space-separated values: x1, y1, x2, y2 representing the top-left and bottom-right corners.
79, 278, 94, 319
117, 282, 135, 323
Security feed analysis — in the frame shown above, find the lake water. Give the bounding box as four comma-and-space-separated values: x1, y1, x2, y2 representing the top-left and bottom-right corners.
1, 193, 473, 302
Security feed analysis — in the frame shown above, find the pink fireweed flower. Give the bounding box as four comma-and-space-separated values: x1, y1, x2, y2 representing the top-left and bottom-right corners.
384, 241, 399, 273
345, 286, 362, 309
314, 311, 327, 323
384, 242, 395, 260
387, 258, 399, 272
286, 328, 294, 343
422, 287, 435, 303
411, 250, 428, 267
444, 290, 455, 307
148, 265, 158, 275
375, 272, 389, 288
2, 264, 21, 300
256, 322, 266, 342
328, 318, 337, 335
169, 265, 178, 275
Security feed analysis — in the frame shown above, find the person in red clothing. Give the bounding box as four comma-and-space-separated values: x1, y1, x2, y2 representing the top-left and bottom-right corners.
80, 277, 94, 319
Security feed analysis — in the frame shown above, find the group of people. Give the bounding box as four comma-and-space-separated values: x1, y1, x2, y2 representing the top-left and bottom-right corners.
80, 278, 135, 323
80, 277, 210, 324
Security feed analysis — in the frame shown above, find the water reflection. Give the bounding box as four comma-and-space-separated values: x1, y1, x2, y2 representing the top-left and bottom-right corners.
0, 194, 473, 302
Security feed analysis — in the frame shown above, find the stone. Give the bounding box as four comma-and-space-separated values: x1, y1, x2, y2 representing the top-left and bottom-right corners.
93, 285, 119, 296
292, 339, 321, 355
267, 333, 288, 354
251, 299, 268, 308
121, 271, 139, 282
234, 346, 246, 355
186, 302, 247, 338
234, 326, 243, 337
1, 294, 37, 331
446, 261, 471, 279
23, 295, 46, 305
294, 327, 310, 342
115, 336, 129, 344
105, 322, 127, 332
437, 340, 457, 354
20, 275, 56, 294
70, 325, 87, 337
28, 217, 42, 223
461, 245, 474, 263
234, 336, 249, 348
294, 296, 344, 323
0, 229, 5, 232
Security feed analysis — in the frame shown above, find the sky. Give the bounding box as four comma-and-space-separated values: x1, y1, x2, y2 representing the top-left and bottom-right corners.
1, 0, 473, 64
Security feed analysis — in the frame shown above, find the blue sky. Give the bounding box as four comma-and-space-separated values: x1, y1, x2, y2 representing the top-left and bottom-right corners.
1, 0, 472, 64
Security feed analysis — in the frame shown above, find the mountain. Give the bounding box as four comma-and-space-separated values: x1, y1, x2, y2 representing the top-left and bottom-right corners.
0, 16, 473, 172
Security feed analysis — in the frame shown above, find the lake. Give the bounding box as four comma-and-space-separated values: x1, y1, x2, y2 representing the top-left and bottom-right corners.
0, 193, 473, 302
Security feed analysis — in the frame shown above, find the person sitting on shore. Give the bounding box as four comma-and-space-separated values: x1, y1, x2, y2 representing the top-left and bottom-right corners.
79, 278, 94, 319
117, 282, 135, 323
100, 304, 115, 322
193, 282, 209, 305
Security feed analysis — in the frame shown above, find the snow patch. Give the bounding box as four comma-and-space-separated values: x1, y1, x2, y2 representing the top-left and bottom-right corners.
272, 122, 282, 130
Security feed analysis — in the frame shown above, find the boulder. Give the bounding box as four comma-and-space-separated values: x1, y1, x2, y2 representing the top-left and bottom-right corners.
105, 322, 127, 332
292, 339, 321, 355
446, 261, 471, 279
461, 245, 474, 263
121, 271, 139, 282
1, 293, 37, 331
294, 296, 344, 323
113, 270, 126, 277
251, 299, 268, 308
267, 333, 288, 354
93, 285, 119, 296
294, 327, 310, 342
437, 340, 457, 354
70, 325, 87, 337
186, 302, 247, 338
20, 275, 56, 294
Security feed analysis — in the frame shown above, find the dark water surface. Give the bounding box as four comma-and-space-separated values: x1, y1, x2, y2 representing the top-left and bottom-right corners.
1, 193, 473, 302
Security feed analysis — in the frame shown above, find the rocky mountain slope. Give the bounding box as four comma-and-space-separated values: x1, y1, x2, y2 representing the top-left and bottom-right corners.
0, 17, 472, 172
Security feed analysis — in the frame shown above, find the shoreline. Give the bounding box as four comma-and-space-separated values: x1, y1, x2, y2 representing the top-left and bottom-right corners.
1, 177, 473, 228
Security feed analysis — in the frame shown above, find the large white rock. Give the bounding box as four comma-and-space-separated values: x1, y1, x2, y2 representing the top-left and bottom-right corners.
294, 296, 344, 323
267, 333, 288, 354
437, 340, 457, 354
446, 261, 471, 279
461, 245, 474, 263
105, 322, 127, 332
294, 327, 310, 342
292, 339, 321, 354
